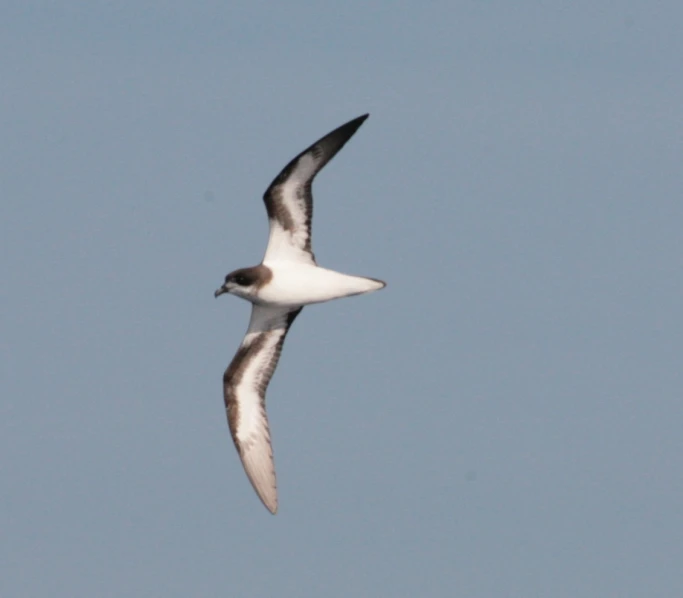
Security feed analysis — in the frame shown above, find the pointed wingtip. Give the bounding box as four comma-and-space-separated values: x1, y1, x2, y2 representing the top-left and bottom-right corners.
258, 482, 278, 514
263, 489, 278, 514
334, 114, 370, 139
349, 113, 369, 129
251, 478, 278, 515
244, 463, 279, 515
258, 491, 278, 514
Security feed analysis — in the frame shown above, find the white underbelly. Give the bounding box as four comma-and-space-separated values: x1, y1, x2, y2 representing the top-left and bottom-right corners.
259, 263, 383, 307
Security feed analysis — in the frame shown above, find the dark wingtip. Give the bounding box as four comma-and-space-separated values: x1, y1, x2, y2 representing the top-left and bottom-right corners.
263, 113, 371, 201
327, 114, 370, 142
321, 113, 370, 154
343, 113, 369, 133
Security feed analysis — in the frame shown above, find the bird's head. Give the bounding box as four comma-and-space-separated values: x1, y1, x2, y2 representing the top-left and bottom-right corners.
214, 266, 268, 301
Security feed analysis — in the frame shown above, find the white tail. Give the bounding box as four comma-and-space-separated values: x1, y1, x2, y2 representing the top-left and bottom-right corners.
260, 263, 386, 306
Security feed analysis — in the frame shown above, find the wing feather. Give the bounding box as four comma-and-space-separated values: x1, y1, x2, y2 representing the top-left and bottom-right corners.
262, 114, 369, 265
223, 305, 302, 514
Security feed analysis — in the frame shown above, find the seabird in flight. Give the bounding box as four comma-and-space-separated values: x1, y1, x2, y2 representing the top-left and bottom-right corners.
214, 114, 385, 514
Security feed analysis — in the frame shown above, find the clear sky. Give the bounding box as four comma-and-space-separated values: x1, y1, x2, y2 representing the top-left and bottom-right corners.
2, 2, 682, 596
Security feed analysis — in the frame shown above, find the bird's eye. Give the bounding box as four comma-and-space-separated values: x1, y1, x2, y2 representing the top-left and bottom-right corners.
234, 274, 248, 286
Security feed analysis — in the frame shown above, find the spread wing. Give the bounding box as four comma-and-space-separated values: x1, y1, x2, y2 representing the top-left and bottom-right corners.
262, 114, 369, 265
223, 304, 302, 514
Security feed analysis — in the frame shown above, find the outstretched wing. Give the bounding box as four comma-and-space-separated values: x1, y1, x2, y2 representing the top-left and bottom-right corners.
223, 304, 302, 514
262, 114, 369, 265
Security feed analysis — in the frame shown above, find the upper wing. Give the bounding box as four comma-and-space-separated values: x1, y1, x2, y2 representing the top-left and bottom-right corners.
223, 304, 302, 514
262, 114, 369, 265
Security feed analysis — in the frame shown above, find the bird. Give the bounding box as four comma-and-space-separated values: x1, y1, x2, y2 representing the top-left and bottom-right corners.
214, 114, 385, 514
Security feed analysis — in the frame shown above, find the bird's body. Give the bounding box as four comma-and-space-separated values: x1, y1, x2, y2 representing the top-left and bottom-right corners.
249, 261, 384, 307
215, 114, 384, 513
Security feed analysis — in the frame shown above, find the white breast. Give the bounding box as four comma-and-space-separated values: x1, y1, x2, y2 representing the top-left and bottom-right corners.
259, 262, 384, 307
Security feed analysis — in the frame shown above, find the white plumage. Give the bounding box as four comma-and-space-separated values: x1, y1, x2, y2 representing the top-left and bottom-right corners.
215, 114, 385, 513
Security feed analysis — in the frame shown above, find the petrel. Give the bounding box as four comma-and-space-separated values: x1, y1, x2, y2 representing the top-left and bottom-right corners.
214, 114, 385, 514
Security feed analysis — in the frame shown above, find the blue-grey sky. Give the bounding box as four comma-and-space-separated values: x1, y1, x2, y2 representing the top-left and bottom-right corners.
2, 2, 682, 596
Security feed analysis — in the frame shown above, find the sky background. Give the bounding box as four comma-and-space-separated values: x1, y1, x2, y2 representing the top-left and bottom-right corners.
2, 2, 682, 596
